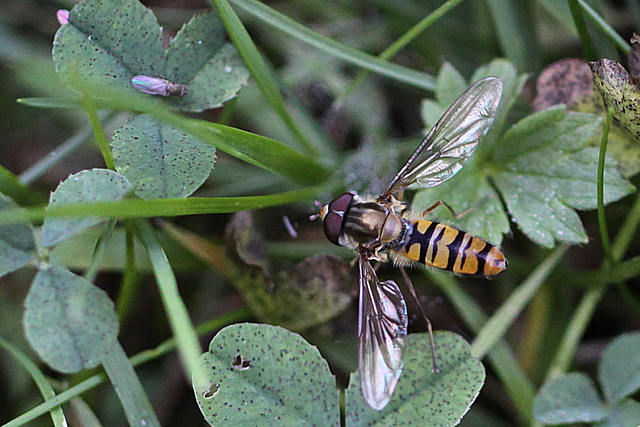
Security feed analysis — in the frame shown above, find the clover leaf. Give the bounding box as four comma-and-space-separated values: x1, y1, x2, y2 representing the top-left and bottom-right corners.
534, 333, 640, 425
111, 114, 216, 199
53, 0, 248, 112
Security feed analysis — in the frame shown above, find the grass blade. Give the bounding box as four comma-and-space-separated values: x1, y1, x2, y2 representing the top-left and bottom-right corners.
208, 0, 318, 157
19, 94, 331, 186
228, 0, 436, 91
0, 338, 67, 427
0, 186, 323, 225
134, 219, 201, 378
472, 244, 569, 358
486, 0, 539, 71
568, 0, 596, 59
338, 0, 466, 105
101, 342, 161, 427
0, 165, 42, 206
577, 0, 631, 54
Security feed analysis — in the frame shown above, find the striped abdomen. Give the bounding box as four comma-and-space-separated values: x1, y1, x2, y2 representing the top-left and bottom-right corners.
396, 220, 506, 276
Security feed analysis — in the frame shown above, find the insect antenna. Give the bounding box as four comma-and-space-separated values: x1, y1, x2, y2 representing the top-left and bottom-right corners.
399, 266, 439, 373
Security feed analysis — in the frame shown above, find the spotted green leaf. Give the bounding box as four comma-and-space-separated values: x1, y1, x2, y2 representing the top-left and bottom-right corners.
193, 323, 340, 426
590, 59, 640, 142
111, 114, 216, 199
414, 61, 633, 248
23, 265, 119, 373
53, 0, 248, 112
346, 332, 484, 425
42, 169, 132, 247
532, 58, 640, 177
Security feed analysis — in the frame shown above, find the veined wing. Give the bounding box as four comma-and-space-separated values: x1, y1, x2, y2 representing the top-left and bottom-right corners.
358, 256, 408, 410
383, 77, 502, 197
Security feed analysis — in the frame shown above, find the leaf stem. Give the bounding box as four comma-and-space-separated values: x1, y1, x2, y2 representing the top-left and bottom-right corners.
597, 107, 614, 267
84, 219, 116, 283
81, 92, 115, 170
116, 219, 140, 322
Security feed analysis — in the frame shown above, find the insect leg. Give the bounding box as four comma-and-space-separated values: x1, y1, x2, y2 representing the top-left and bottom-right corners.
421, 195, 491, 219
399, 266, 439, 372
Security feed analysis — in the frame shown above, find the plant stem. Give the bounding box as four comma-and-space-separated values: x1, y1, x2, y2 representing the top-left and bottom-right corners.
19, 111, 118, 185
597, 107, 614, 266
81, 92, 115, 170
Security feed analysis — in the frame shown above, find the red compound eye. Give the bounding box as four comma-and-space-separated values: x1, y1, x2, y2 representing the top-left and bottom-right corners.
322, 192, 354, 245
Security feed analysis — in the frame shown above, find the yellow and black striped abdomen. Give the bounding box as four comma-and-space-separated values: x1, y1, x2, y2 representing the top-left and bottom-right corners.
396, 220, 506, 276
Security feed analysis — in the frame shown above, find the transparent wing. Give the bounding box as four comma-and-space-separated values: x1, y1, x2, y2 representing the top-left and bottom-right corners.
383, 77, 503, 197
358, 256, 408, 410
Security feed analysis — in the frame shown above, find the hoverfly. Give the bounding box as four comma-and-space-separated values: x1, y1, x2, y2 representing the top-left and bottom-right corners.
318, 77, 506, 410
